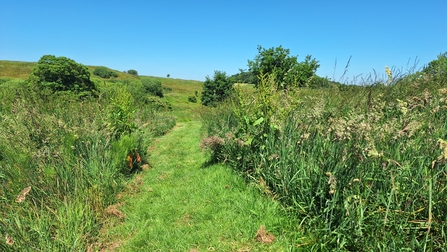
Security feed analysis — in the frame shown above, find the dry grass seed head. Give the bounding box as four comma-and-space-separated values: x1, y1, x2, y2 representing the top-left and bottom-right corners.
5, 235, 14, 246
325, 172, 337, 195
15, 186, 31, 203
200, 135, 225, 151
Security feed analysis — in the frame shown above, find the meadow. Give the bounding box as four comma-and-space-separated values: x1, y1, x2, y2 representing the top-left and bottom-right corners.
1, 57, 447, 251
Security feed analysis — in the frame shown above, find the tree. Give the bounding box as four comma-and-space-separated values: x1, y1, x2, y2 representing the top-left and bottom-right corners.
422, 52, 447, 81
28, 55, 97, 96
230, 70, 256, 84
201, 71, 233, 106
127, 69, 138, 76
247, 45, 320, 89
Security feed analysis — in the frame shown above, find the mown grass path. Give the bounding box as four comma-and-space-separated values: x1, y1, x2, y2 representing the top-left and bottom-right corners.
99, 120, 298, 251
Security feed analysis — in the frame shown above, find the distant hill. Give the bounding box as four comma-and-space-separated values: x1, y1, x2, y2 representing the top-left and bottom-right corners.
0, 60, 37, 79
0, 60, 139, 80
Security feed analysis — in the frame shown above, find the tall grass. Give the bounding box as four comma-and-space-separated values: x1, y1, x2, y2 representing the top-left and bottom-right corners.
201, 73, 447, 250
0, 77, 175, 250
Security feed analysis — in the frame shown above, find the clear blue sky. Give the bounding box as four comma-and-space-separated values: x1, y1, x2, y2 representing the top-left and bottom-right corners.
1, 0, 446, 82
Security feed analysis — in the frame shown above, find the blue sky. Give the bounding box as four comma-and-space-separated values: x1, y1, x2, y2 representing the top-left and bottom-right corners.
1, 1, 446, 82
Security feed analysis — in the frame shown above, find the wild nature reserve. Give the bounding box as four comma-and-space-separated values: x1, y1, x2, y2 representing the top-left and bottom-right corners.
1, 47, 447, 251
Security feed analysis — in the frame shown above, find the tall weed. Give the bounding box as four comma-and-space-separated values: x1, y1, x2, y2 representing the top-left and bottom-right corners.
202, 73, 447, 250
0, 78, 173, 250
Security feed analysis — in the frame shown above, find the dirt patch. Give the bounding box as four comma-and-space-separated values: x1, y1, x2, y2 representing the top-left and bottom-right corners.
103, 203, 125, 220
255, 225, 275, 244
141, 163, 150, 170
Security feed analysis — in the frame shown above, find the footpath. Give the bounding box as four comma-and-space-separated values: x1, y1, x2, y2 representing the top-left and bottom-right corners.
98, 121, 295, 251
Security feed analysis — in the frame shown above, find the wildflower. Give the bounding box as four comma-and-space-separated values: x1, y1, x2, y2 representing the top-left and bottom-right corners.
385, 66, 393, 86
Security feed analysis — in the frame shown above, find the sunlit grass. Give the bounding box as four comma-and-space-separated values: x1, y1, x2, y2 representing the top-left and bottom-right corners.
100, 121, 301, 251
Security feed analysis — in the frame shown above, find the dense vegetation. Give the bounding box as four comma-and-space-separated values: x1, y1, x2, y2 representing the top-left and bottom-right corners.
248, 45, 320, 88
93, 66, 119, 79
2, 50, 447, 250
201, 52, 447, 250
201, 70, 233, 106
0, 58, 176, 251
28, 55, 98, 97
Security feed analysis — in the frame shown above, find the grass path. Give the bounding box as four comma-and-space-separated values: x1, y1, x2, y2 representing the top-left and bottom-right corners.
99, 120, 299, 251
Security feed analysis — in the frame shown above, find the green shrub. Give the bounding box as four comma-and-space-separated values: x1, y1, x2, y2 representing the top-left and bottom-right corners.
107, 87, 137, 138
27, 55, 97, 97
201, 71, 233, 107
93, 66, 118, 78
141, 78, 163, 97
127, 69, 138, 76
422, 52, 447, 82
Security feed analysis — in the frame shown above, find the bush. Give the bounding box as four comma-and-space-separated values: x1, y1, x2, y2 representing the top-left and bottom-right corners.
201, 71, 233, 107
27, 55, 97, 97
141, 78, 163, 98
127, 69, 138, 76
422, 52, 447, 82
93, 66, 118, 78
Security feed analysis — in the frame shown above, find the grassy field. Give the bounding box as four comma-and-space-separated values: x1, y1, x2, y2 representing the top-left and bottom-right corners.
0, 60, 37, 78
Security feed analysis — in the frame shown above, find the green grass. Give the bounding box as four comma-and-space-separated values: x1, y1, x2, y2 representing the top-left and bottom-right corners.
144, 76, 203, 122
201, 74, 447, 250
97, 120, 302, 251
0, 60, 37, 79
0, 61, 182, 251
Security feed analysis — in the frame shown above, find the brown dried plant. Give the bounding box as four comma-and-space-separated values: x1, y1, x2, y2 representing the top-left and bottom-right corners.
255, 225, 275, 244
15, 186, 31, 203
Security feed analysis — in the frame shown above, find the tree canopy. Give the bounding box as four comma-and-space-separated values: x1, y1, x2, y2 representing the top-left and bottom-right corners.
247, 45, 320, 89
28, 55, 97, 97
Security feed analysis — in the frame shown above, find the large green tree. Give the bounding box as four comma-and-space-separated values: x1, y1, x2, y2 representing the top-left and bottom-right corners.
28, 55, 97, 96
247, 45, 320, 89
201, 71, 233, 106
